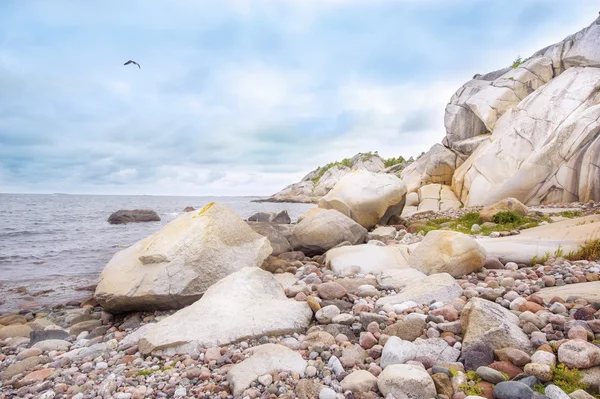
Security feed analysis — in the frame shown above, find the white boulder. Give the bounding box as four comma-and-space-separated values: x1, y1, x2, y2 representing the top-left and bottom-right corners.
318, 170, 407, 228
95, 202, 272, 312
138, 267, 312, 356
324, 244, 410, 276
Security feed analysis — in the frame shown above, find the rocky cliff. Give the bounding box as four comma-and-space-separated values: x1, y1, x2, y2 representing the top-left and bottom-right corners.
267, 16, 600, 209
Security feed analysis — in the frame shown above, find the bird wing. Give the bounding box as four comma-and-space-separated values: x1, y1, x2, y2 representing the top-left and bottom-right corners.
124, 60, 133, 65
135, 62, 141, 69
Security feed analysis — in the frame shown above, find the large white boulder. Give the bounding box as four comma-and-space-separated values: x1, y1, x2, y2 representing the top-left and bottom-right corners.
138, 267, 312, 356
324, 244, 410, 276
453, 67, 600, 206
414, 184, 462, 213
290, 209, 367, 255
95, 202, 272, 312
227, 344, 307, 396
409, 231, 486, 277
318, 170, 407, 228
376, 273, 463, 309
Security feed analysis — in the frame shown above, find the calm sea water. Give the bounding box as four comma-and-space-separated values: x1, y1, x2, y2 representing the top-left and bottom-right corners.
0, 194, 314, 311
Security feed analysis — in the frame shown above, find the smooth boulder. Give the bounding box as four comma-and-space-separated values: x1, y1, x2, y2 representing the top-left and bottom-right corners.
479, 197, 528, 222
107, 209, 160, 224
409, 230, 486, 277
227, 344, 307, 396
377, 364, 437, 399
376, 273, 462, 308
247, 222, 292, 256
324, 244, 410, 276
95, 202, 272, 312
248, 210, 291, 224
291, 209, 366, 255
138, 267, 312, 356
318, 170, 407, 229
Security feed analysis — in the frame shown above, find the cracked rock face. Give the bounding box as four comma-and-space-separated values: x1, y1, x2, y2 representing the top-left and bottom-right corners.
452, 66, 600, 206
400, 144, 463, 194
95, 202, 272, 313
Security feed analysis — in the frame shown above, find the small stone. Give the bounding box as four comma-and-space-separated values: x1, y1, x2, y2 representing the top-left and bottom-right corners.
317, 282, 348, 300
380, 336, 416, 368
258, 374, 273, 386
524, 363, 553, 382
544, 384, 571, 399
307, 296, 321, 312
316, 305, 340, 324
340, 370, 378, 394
319, 387, 337, 399
557, 339, 600, 369
493, 381, 534, 399
476, 366, 507, 384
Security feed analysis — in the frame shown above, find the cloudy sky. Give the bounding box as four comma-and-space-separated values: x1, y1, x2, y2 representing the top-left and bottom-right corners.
0, 0, 597, 196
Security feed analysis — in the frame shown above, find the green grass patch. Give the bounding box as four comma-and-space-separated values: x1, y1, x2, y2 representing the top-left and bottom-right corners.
551, 364, 589, 394
533, 384, 546, 395
137, 368, 155, 376
512, 55, 530, 68
311, 152, 377, 184
384, 156, 407, 168
566, 239, 600, 261
492, 211, 522, 224
408, 211, 543, 236
560, 210, 582, 218
458, 383, 483, 396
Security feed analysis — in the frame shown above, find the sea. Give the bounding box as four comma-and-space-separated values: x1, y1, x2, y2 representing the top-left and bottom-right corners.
0, 193, 315, 312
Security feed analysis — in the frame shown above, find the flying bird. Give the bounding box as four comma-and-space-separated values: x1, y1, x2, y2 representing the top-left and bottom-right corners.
124, 60, 141, 69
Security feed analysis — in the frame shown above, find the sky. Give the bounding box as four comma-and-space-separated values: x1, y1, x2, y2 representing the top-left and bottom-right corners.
0, 0, 598, 196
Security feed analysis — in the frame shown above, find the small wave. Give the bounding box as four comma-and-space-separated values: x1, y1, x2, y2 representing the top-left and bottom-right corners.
163, 212, 179, 216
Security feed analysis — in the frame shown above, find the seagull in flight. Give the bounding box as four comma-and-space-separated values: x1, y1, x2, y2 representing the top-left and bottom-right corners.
124, 60, 141, 69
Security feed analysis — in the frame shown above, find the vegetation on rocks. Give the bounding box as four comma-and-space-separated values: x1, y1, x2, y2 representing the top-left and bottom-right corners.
566, 239, 600, 261
551, 364, 589, 394
511, 55, 530, 68
408, 211, 545, 236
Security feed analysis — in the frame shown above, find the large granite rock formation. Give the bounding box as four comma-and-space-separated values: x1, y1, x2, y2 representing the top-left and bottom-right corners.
95, 202, 272, 312
318, 170, 407, 228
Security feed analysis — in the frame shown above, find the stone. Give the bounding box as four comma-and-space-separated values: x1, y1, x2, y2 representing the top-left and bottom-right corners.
380, 337, 416, 368
476, 366, 507, 384
367, 226, 397, 242
247, 222, 292, 256
492, 381, 535, 399
315, 305, 340, 324
400, 145, 462, 193
340, 370, 378, 394
0, 356, 40, 381
413, 338, 461, 367
95, 202, 272, 312
383, 318, 426, 342
432, 372, 454, 397
291, 209, 367, 255
479, 198, 528, 222
107, 209, 160, 224
377, 273, 463, 308
69, 320, 102, 336
0, 325, 32, 340
29, 329, 69, 346
537, 280, 600, 303
557, 339, 600, 369
32, 340, 71, 352
377, 268, 427, 289
248, 210, 291, 224
530, 350, 556, 367
494, 348, 531, 367
377, 364, 436, 399
524, 363, 553, 382
409, 231, 486, 277
569, 389, 595, 399
317, 282, 348, 300
319, 170, 407, 228
545, 384, 571, 399
318, 388, 336, 399
226, 344, 307, 397
461, 297, 533, 353
324, 244, 410, 275
295, 379, 324, 399
462, 341, 494, 371
138, 268, 312, 355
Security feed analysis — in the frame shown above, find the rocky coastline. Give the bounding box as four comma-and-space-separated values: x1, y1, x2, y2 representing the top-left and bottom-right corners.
2, 14, 600, 399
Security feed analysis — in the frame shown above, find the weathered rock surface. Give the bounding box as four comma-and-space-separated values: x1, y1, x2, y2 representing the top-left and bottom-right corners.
376, 273, 462, 308
537, 280, 600, 303
248, 210, 291, 224
409, 231, 486, 277
227, 344, 307, 396
461, 297, 533, 353
95, 202, 272, 312
138, 268, 312, 355
479, 197, 528, 222
107, 209, 160, 224
377, 364, 437, 399
478, 214, 600, 264
324, 244, 410, 276
290, 209, 366, 255
318, 170, 407, 229
247, 222, 291, 256
400, 144, 462, 194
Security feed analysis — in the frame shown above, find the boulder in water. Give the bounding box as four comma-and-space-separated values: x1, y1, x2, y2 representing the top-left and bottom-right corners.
95, 202, 272, 312
107, 209, 160, 224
